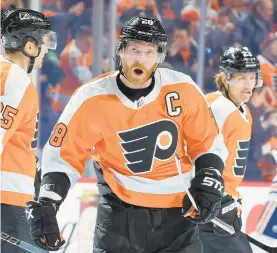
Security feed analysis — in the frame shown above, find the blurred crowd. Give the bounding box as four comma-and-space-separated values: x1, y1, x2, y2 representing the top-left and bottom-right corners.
1, 0, 277, 182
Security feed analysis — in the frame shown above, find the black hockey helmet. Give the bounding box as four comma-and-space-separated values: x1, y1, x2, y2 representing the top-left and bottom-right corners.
116, 16, 168, 63
1, 8, 57, 73
219, 47, 262, 87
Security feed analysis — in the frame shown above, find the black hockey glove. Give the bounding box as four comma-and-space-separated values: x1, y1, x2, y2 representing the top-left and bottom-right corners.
26, 172, 70, 251
26, 200, 65, 251
212, 195, 242, 234
182, 168, 224, 224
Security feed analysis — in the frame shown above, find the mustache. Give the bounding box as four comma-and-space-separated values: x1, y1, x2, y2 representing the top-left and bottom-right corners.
130, 63, 148, 72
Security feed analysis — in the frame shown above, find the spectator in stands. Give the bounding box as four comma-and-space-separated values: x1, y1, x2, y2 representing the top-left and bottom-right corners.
181, 7, 200, 50
239, 0, 274, 55
225, 0, 249, 24
39, 50, 65, 147
166, 20, 197, 79
258, 109, 277, 181
51, 26, 93, 116
1, 0, 23, 11
246, 88, 268, 180
43, 0, 85, 55
183, 0, 218, 30
116, 0, 160, 20
257, 32, 277, 108
208, 7, 241, 56
155, 0, 183, 30
116, 0, 160, 41
274, 0, 277, 31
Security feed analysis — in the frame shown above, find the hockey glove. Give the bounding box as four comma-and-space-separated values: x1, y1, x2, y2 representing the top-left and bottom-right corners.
212, 195, 242, 234
26, 200, 65, 251
26, 172, 70, 251
182, 168, 224, 224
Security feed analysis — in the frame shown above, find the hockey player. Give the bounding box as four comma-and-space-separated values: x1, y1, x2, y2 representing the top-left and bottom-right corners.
1, 8, 57, 253
199, 47, 263, 253
25, 16, 228, 252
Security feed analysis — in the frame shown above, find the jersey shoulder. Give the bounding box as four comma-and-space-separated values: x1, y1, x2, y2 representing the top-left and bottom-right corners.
157, 68, 204, 96
1, 55, 33, 96
205, 91, 221, 104
207, 92, 237, 132
156, 68, 195, 86
70, 71, 118, 104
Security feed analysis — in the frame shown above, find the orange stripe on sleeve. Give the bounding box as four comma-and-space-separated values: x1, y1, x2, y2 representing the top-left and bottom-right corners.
1, 62, 11, 96
1, 191, 33, 207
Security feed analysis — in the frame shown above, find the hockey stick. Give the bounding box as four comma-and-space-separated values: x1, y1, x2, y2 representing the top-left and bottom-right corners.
60, 221, 77, 253
1, 232, 46, 253
246, 234, 277, 253
175, 155, 235, 235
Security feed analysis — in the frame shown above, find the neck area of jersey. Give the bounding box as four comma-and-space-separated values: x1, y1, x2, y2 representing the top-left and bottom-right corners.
116, 73, 155, 102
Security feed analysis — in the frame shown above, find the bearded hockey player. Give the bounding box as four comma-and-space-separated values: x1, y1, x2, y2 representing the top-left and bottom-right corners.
199, 47, 263, 253
25, 16, 228, 252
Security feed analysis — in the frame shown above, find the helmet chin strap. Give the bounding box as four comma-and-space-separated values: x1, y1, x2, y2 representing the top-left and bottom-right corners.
21, 46, 41, 73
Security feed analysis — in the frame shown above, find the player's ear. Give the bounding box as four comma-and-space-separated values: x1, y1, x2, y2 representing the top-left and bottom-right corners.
24, 40, 39, 57
221, 73, 227, 85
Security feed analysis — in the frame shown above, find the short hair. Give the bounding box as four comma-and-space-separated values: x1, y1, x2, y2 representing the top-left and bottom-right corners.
215, 72, 225, 92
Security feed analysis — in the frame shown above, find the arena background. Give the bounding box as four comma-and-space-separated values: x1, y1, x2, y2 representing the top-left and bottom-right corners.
1, 0, 277, 252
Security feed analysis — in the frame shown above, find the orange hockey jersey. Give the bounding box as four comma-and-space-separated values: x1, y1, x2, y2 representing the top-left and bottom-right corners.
42, 69, 228, 208
206, 92, 252, 198
1, 55, 39, 207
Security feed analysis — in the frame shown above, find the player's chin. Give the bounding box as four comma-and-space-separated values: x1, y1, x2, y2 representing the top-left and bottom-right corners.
241, 92, 251, 102
130, 75, 147, 86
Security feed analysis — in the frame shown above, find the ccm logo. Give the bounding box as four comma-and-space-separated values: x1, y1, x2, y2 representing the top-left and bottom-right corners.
202, 177, 223, 192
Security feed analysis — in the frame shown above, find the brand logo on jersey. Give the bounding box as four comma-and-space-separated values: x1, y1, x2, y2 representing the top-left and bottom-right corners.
30, 112, 39, 150
233, 139, 250, 177
19, 12, 30, 20
118, 119, 178, 174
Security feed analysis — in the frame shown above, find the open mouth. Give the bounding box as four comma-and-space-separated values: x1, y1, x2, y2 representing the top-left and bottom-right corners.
133, 68, 144, 76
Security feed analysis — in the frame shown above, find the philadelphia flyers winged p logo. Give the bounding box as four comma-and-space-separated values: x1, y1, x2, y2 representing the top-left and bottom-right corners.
117, 119, 178, 174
